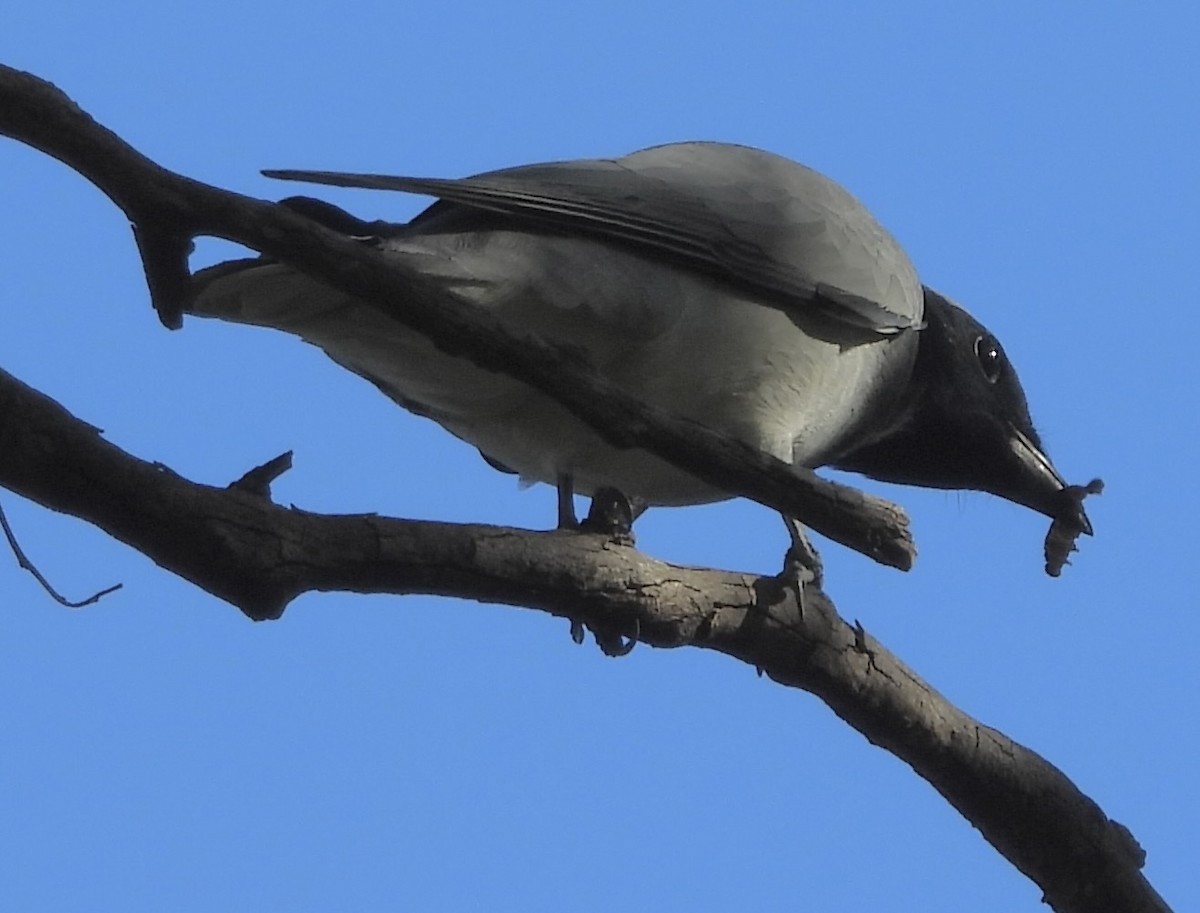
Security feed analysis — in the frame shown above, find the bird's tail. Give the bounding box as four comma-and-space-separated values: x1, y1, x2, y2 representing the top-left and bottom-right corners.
188, 253, 525, 423
191, 258, 353, 334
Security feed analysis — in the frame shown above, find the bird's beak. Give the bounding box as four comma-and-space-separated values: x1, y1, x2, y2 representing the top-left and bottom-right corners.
1007, 426, 1093, 536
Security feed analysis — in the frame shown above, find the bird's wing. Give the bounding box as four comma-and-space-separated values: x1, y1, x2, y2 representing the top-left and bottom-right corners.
263, 142, 920, 336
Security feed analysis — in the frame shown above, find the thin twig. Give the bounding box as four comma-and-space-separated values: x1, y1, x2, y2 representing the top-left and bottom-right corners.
228, 450, 294, 498
0, 496, 123, 608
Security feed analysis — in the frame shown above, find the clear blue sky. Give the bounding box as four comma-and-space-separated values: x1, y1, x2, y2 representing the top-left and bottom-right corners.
1, 3, 1194, 910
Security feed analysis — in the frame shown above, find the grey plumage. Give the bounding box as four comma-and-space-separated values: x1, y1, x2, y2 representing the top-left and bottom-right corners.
191, 141, 1095, 558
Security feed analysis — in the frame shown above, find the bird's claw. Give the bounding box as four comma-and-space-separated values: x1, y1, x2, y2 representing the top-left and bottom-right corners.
781, 515, 824, 589
569, 617, 639, 657
580, 486, 636, 546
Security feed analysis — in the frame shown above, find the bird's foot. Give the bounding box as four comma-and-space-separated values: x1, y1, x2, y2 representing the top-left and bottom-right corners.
570, 616, 639, 657
779, 515, 824, 607
579, 486, 636, 546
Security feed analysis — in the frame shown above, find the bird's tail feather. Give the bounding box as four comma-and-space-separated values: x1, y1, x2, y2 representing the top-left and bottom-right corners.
188, 258, 523, 419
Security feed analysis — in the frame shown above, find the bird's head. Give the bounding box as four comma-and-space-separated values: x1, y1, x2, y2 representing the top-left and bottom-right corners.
835, 288, 1095, 542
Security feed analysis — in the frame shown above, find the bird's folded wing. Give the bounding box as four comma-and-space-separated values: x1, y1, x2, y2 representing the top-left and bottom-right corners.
262, 157, 917, 336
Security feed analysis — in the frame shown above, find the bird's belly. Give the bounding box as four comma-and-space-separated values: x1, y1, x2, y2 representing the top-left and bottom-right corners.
354, 283, 911, 505
198, 235, 917, 506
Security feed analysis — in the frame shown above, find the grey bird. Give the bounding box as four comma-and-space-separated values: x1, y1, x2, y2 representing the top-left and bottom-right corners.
190, 142, 1094, 571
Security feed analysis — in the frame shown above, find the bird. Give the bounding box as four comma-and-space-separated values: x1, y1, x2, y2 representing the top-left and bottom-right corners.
190, 141, 1094, 573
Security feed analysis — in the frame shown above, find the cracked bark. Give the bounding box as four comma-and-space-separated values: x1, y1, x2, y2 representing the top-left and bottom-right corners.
0, 64, 1172, 913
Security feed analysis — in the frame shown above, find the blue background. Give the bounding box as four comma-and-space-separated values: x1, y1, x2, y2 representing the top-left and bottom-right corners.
1, 3, 1194, 910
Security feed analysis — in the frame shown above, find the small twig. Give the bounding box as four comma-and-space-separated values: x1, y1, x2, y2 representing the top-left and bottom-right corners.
852, 619, 880, 674
229, 450, 294, 498
0, 497, 122, 608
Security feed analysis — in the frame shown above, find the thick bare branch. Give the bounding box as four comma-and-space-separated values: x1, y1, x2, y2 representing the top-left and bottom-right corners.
0, 64, 913, 571
0, 363, 1169, 913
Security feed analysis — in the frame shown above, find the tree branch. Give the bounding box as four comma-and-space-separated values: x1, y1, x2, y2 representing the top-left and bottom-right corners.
0, 63, 912, 572
0, 64, 1172, 912
0, 363, 1169, 913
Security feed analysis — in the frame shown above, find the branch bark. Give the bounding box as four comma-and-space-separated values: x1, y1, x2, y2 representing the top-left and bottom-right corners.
0, 64, 1172, 913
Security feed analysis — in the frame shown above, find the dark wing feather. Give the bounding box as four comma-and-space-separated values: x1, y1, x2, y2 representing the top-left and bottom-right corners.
262, 151, 914, 335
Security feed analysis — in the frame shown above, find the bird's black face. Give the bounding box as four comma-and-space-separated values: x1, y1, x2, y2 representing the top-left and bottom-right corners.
834, 288, 1091, 534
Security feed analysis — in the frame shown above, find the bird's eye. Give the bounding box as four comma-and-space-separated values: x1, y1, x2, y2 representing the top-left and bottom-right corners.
974, 334, 1003, 383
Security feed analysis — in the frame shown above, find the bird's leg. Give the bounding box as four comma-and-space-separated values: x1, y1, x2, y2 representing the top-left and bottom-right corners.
554, 473, 592, 645
550, 472, 590, 644
780, 514, 824, 591
556, 472, 578, 529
